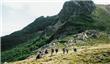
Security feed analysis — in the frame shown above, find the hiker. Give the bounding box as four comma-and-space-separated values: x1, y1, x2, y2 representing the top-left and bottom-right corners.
55, 48, 58, 54
51, 48, 54, 56
45, 49, 49, 54
36, 53, 41, 59
36, 51, 42, 60
73, 48, 77, 52
63, 48, 68, 54
66, 48, 69, 54
62, 48, 66, 54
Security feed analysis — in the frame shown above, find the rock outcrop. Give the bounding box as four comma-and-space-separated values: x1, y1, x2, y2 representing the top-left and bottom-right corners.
51, 0, 96, 39
59, 0, 95, 21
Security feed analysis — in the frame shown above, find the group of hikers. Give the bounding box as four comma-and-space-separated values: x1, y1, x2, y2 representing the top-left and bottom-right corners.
36, 47, 77, 60
36, 30, 99, 60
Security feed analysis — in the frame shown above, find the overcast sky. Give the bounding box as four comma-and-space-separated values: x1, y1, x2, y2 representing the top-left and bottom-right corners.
1, 0, 110, 36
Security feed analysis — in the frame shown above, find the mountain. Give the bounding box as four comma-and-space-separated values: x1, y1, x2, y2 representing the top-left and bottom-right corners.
1, 0, 110, 63
1, 0, 96, 51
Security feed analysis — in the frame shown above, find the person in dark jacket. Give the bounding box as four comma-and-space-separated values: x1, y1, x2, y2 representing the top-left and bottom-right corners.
55, 48, 58, 54
66, 48, 69, 54
63, 48, 69, 54
51, 48, 54, 56
36, 51, 42, 60
73, 48, 77, 52
45, 49, 49, 54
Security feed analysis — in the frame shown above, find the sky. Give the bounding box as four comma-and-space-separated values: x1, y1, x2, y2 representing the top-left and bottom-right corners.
0, 0, 110, 36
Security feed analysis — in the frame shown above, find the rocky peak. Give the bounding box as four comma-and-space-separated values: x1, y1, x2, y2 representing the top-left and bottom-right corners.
58, 0, 95, 21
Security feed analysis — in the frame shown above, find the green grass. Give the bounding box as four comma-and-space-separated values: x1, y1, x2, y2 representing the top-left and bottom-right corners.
1, 37, 47, 62
8, 43, 110, 64
2, 31, 110, 64
3, 32, 109, 64
92, 6, 110, 31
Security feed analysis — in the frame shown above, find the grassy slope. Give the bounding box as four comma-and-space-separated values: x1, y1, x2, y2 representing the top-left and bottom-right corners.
8, 41, 110, 64
6, 33, 110, 64
92, 5, 110, 31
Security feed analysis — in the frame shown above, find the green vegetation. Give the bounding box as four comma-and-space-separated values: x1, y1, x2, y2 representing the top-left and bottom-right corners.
1, 1, 110, 63
1, 37, 47, 62
2, 32, 110, 64
8, 36, 110, 64
1, 16, 58, 51
92, 5, 110, 31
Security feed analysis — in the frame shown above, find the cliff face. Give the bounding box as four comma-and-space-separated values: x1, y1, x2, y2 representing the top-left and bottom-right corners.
50, 0, 96, 39
59, 0, 95, 21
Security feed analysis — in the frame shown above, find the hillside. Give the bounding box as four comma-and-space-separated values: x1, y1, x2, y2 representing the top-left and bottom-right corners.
5, 33, 110, 64
1, 0, 110, 63
8, 44, 110, 64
